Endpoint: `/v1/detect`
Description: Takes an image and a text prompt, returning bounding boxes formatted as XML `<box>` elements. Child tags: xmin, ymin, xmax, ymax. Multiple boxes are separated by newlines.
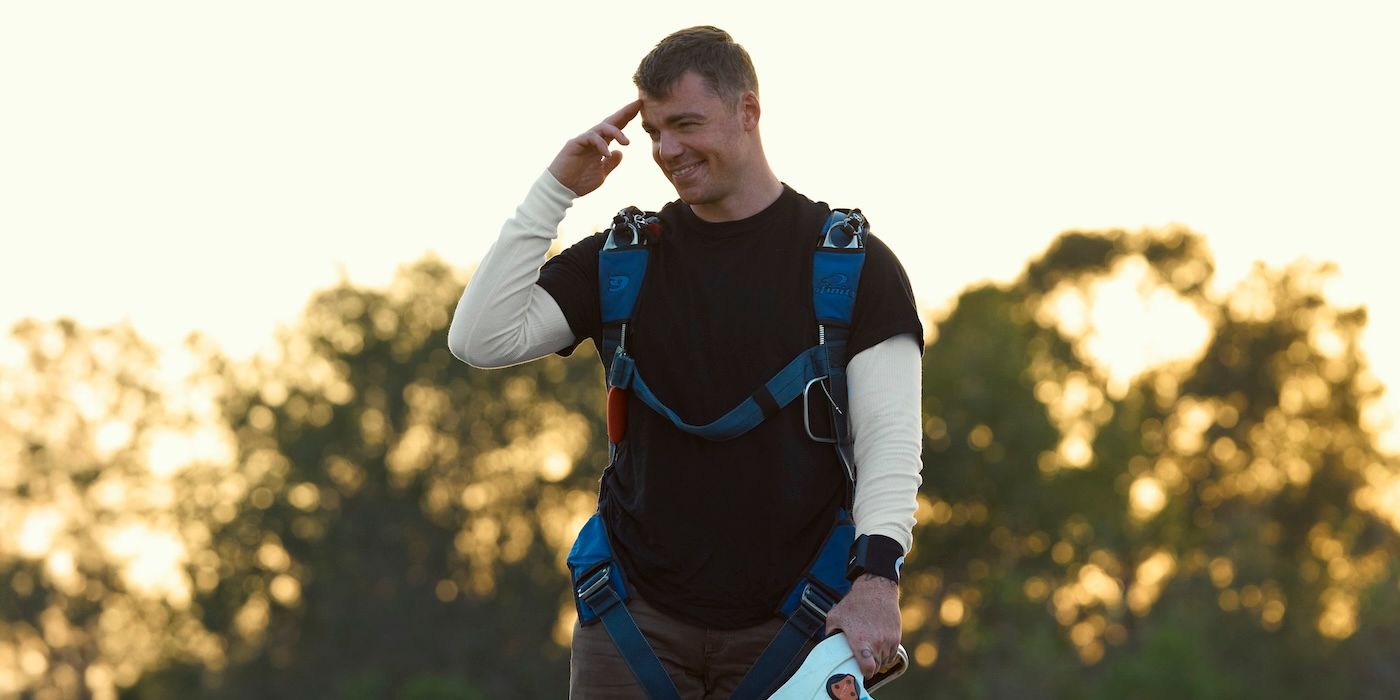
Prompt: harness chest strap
<box><xmin>597</xmin><ymin>208</ymin><xmax>867</xmax><ymax>450</ymax></box>
<box><xmin>604</xmin><ymin>342</ymin><xmax>844</xmax><ymax>441</ymax></box>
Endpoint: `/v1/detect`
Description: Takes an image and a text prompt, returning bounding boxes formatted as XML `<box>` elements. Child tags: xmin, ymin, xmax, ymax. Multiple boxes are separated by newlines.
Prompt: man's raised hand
<box><xmin>548</xmin><ymin>100</ymin><xmax>642</xmax><ymax>197</ymax></box>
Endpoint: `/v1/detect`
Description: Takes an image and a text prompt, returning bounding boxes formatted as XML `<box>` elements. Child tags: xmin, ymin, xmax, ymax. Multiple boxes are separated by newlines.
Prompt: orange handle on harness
<box><xmin>607</xmin><ymin>386</ymin><xmax>628</xmax><ymax>444</ymax></box>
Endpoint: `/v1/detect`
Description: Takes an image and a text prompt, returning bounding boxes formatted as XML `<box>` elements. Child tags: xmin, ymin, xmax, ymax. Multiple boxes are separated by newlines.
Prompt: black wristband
<box><xmin>846</xmin><ymin>534</ymin><xmax>904</xmax><ymax>584</ymax></box>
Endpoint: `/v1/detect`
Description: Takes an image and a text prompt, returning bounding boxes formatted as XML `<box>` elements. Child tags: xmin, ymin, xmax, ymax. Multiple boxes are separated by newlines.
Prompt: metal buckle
<box><xmin>821</xmin><ymin>210</ymin><xmax>867</xmax><ymax>249</ymax></box>
<box><xmin>799</xmin><ymin>583</ymin><xmax>835</xmax><ymax>620</ymax></box>
<box><xmin>803</xmin><ymin>376</ymin><xmax>838</xmax><ymax>444</ymax></box>
<box><xmin>576</xmin><ymin>566</ymin><xmax>611</xmax><ymax>602</ymax></box>
<box><xmin>603</xmin><ymin>207</ymin><xmax>659</xmax><ymax>250</ymax></box>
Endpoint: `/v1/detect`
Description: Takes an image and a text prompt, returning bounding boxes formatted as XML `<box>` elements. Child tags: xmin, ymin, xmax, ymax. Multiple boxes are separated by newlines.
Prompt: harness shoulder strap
<box><xmin>598</xmin><ymin>206</ymin><xmax>659</xmax><ymax>370</ymax></box>
<box><xmin>598</xmin><ymin>207</ymin><xmax>660</xmax><ymax>449</ymax></box>
<box><xmin>810</xmin><ymin>208</ymin><xmax>869</xmax><ymax>494</ymax></box>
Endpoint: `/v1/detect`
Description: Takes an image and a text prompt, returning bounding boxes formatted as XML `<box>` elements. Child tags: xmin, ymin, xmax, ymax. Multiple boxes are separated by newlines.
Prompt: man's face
<box><xmin>639</xmin><ymin>71</ymin><xmax>755</xmax><ymax>212</ymax></box>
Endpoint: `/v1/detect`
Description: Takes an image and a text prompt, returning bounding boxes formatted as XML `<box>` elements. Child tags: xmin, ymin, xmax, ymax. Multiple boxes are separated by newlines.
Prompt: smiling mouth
<box><xmin>670</xmin><ymin>161</ymin><xmax>703</xmax><ymax>179</ymax></box>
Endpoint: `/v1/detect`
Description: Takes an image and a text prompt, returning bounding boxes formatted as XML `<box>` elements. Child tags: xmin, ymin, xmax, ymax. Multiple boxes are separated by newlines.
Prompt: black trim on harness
<box><xmin>752</xmin><ymin>385</ymin><xmax>781</xmax><ymax>420</ymax></box>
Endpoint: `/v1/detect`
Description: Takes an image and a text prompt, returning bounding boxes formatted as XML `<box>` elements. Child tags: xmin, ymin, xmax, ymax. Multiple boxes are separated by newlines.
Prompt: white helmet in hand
<box><xmin>768</xmin><ymin>633</ymin><xmax>908</xmax><ymax>699</ymax></box>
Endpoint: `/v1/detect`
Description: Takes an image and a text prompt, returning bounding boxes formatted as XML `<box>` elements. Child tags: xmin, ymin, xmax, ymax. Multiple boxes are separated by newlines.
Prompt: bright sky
<box><xmin>2</xmin><ymin>1</ymin><xmax>1397</xmax><ymax>448</ymax></box>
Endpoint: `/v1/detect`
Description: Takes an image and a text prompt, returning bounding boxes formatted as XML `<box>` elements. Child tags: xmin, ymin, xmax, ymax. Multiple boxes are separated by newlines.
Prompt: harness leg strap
<box><xmin>730</xmin><ymin>583</ymin><xmax>837</xmax><ymax>700</ymax></box>
<box><xmin>576</xmin><ymin>567</ymin><xmax>682</xmax><ymax>700</ymax></box>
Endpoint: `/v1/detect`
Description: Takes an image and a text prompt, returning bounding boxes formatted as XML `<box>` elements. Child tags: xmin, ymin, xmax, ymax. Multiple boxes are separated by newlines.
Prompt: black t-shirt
<box><xmin>538</xmin><ymin>185</ymin><xmax>923</xmax><ymax>629</ymax></box>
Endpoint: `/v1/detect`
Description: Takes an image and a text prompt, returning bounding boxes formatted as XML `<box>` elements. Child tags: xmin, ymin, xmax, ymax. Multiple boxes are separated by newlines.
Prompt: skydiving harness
<box><xmin>566</xmin><ymin>206</ymin><xmax>870</xmax><ymax>700</ymax></box>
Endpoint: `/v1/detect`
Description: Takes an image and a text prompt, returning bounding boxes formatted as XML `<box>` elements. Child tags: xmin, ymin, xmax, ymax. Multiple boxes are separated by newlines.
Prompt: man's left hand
<box><xmin>824</xmin><ymin>574</ymin><xmax>901</xmax><ymax>679</ymax></box>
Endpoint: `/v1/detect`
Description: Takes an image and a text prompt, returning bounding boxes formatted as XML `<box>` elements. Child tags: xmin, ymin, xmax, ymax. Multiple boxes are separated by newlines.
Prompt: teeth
<box><xmin>673</xmin><ymin>162</ymin><xmax>701</xmax><ymax>177</ymax></box>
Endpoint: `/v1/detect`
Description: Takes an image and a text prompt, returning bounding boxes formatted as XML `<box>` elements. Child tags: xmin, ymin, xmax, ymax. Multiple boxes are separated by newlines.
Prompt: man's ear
<box><xmin>740</xmin><ymin>91</ymin><xmax>761</xmax><ymax>131</ymax></box>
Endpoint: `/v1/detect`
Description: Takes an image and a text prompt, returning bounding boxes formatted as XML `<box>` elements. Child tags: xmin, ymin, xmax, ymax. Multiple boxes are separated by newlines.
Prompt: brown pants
<box><xmin>569</xmin><ymin>592</ymin><xmax>812</xmax><ymax>699</ymax></box>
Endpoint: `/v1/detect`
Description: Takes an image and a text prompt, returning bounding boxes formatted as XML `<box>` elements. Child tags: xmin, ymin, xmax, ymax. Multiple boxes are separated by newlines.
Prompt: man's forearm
<box><xmin>847</xmin><ymin>334</ymin><xmax>924</xmax><ymax>554</ymax></box>
<box><xmin>447</xmin><ymin>170</ymin><xmax>578</xmax><ymax>368</ymax></box>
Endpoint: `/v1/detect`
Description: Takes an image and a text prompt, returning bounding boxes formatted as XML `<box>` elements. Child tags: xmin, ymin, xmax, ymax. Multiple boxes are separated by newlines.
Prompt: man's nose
<box><xmin>657</xmin><ymin>131</ymin><xmax>684</xmax><ymax>161</ymax></box>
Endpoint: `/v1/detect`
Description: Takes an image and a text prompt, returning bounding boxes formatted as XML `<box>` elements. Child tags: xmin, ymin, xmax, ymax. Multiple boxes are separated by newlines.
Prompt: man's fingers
<box><xmin>856</xmin><ymin>645</ymin><xmax>879</xmax><ymax>677</ymax></box>
<box><xmin>604</xmin><ymin>99</ymin><xmax>643</xmax><ymax>129</ymax></box>
<box><xmin>847</xmin><ymin>634</ymin><xmax>898</xmax><ymax>678</ymax></box>
<box><xmin>587</xmin><ymin>132</ymin><xmax>612</xmax><ymax>157</ymax></box>
<box><xmin>571</xmin><ymin>124</ymin><xmax>628</xmax><ymax>156</ymax></box>
<box><xmin>551</xmin><ymin>105</ymin><xmax>637</xmax><ymax>196</ymax></box>
<box><xmin>601</xmin><ymin>150</ymin><xmax>623</xmax><ymax>175</ymax></box>
<box><xmin>597</xmin><ymin>123</ymin><xmax>630</xmax><ymax>146</ymax></box>
<box><xmin>876</xmin><ymin>647</ymin><xmax>897</xmax><ymax>671</ymax></box>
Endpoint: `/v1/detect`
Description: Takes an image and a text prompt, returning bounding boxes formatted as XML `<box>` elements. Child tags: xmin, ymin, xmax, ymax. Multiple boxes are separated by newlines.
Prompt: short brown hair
<box><xmin>633</xmin><ymin>26</ymin><xmax>758</xmax><ymax>105</ymax></box>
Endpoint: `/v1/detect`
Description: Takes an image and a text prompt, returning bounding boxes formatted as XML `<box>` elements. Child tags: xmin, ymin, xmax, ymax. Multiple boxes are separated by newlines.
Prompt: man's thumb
<box><xmin>601</xmin><ymin>150</ymin><xmax>623</xmax><ymax>175</ymax></box>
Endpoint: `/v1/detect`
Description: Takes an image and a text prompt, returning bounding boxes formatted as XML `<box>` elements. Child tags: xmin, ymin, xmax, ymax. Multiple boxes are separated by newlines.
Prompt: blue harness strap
<box><xmin>731</xmin><ymin>585</ymin><xmax>836</xmax><ymax>700</ymax></box>
<box><xmin>599</xmin><ymin>209</ymin><xmax>867</xmax><ymax>451</ymax></box>
<box><xmin>576</xmin><ymin>565</ymin><xmax>682</xmax><ymax>699</ymax></box>
<box><xmin>598</xmin><ymin>207</ymin><xmax>658</xmax><ymax>372</ymax></box>
<box><xmin>731</xmin><ymin>512</ymin><xmax>856</xmax><ymax>700</ymax></box>
<box><xmin>606</xmin><ymin>342</ymin><xmax>844</xmax><ymax>441</ymax></box>
<box><xmin>809</xmin><ymin>209</ymin><xmax>868</xmax><ymax>485</ymax></box>
<box><xmin>568</xmin><ymin>514</ymin><xmax>682</xmax><ymax>698</ymax></box>
<box><xmin>579</xmin><ymin>206</ymin><xmax>869</xmax><ymax>700</ymax></box>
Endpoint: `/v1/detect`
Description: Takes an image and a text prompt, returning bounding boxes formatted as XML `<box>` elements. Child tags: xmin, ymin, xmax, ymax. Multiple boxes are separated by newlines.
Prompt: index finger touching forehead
<box><xmin>606</xmin><ymin>99</ymin><xmax>642</xmax><ymax>127</ymax></box>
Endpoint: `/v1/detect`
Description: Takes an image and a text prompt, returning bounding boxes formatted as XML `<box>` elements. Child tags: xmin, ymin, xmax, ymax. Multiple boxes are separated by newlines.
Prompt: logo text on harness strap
<box><xmin>817</xmin><ymin>273</ymin><xmax>853</xmax><ymax>297</ymax></box>
<box><xmin>608</xmin><ymin>275</ymin><xmax>630</xmax><ymax>293</ymax></box>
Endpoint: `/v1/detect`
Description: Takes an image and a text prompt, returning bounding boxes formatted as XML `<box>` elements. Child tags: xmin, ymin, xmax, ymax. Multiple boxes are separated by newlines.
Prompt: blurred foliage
<box><xmin>2</xmin><ymin>230</ymin><xmax>1398</xmax><ymax>698</ymax></box>
<box><xmin>161</xmin><ymin>256</ymin><xmax>608</xmax><ymax>698</ymax></box>
<box><xmin>0</xmin><ymin>320</ymin><xmax>231</xmax><ymax>698</ymax></box>
<box><xmin>893</xmin><ymin>227</ymin><xmax>1400</xmax><ymax>699</ymax></box>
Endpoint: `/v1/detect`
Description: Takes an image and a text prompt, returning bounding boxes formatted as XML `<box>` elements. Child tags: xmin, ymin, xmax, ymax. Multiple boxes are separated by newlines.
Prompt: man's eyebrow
<box><xmin>664</xmin><ymin>112</ymin><xmax>706</xmax><ymax>125</ymax></box>
<box><xmin>640</xmin><ymin>112</ymin><xmax>707</xmax><ymax>131</ymax></box>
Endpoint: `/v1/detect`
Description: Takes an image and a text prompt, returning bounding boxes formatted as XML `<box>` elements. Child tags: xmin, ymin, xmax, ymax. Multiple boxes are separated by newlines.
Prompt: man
<box><xmin>448</xmin><ymin>26</ymin><xmax>923</xmax><ymax>698</ymax></box>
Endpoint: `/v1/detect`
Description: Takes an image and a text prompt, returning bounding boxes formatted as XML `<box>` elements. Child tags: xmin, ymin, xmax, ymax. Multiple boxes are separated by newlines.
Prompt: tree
<box><xmin>889</xmin><ymin>227</ymin><xmax>1400</xmax><ymax>699</ymax></box>
<box><xmin>0</xmin><ymin>320</ymin><xmax>229</xmax><ymax>699</ymax></box>
<box><xmin>170</xmin><ymin>257</ymin><xmax>610</xmax><ymax>698</ymax></box>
